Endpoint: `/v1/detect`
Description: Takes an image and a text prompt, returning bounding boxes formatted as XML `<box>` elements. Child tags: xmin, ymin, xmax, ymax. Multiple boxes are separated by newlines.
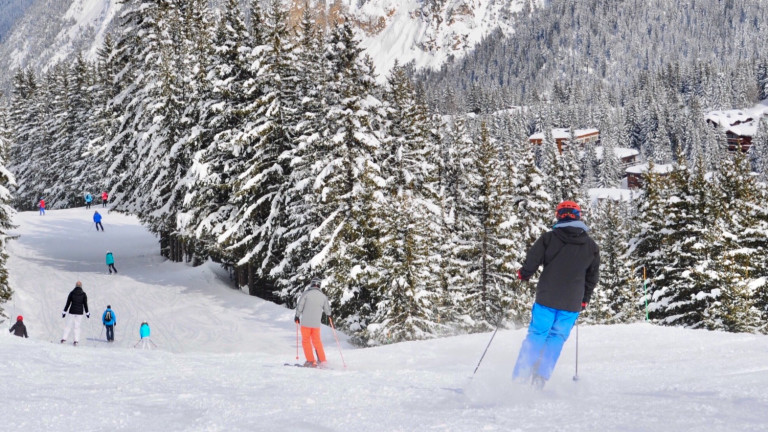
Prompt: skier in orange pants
<box><xmin>294</xmin><ymin>277</ymin><xmax>332</xmax><ymax>367</ymax></box>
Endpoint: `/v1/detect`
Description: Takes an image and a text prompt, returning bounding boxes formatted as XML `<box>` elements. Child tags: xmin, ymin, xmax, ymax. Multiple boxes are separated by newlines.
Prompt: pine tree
<box><xmin>451</xmin><ymin>122</ymin><xmax>517</xmax><ymax>331</ymax></box>
<box><xmin>302</xmin><ymin>21</ymin><xmax>386</xmax><ymax>341</ymax></box>
<box><xmin>588</xmin><ymin>198</ymin><xmax>642</xmax><ymax>324</ymax></box>
<box><xmin>0</xmin><ymin>104</ymin><xmax>17</xmax><ymax>319</ymax></box>
<box><xmin>365</xmin><ymin>62</ymin><xmax>444</xmax><ymax>344</ymax></box>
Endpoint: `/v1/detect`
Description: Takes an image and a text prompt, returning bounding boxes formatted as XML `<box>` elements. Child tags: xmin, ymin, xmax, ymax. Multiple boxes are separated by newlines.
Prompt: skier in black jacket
<box><xmin>9</xmin><ymin>315</ymin><xmax>28</xmax><ymax>338</ymax></box>
<box><xmin>513</xmin><ymin>200</ymin><xmax>600</xmax><ymax>389</ymax></box>
<box><xmin>61</xmin><ymin>281</ymin><xmax>90</xmax><ymax>346</ymax></box>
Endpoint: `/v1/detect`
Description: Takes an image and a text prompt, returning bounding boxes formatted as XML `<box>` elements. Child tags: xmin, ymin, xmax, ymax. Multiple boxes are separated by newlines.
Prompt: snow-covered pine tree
<box><xmin>132</xmin><ymin>0</ymin><xmax>198</xmax><ymax>259</ymax></box>
<box><xmin>703</xmin><ymin>151</ymin><xmax>762</xmax><ymax>332</ymax></box>
<box><xmin>220</xmin><ymin>0</ymin><xmax>299</xmax><ymax>292</ymax></box>
<box><xmin>628</xmin><ymin>160</ymin><xmax>672</xmax><ymax>322</ymax></box>
<box><xmin>365</xmin><ymin>61</ymin><xmax>443</xmax><ymax>344</ymax></box>
<box><xmin>273</xmin><ymin>4</ymin><xmax>327</xmax><ymax>301</ymax></box>
<box><xmin>599</xmin><ymin>122</ymin><xmax>623</xmax><ymax>188</ymax></box>
<box><xmin>649</xmin><ymin>155</ymin><xmax>720</xmax><ymax>328</ymax></box>
<box><xmin>587</xmin><ymin>198</ymin><xmax>642</xmax><ymax>324</ymax></box>
<box><xmin>8</xmin><ymin>68</ymin><xmax>41</xmax><ymax>209</ymax></box>
<box><xmin>178</xmin><ymin>0</ymin><xmax>252</xmax><ymax>268</ymax></box>
<box><xmin>505</xmin><ymin>141</ymin><xmax>550</xmax><ymax>325</ymax></box>
<box><xmin>451</xmin><ymin>121</ymin><xmax>517</xmax><ymax>331</ymax></box>
<box><xmin>0</xmin><ymin>104</ymin><xmax>16</xmax><ymax>319</ymax></box>
<box><xmin>303</xmin><ymin>21</ymin><xmax>386</xmax><ymax>340</ymax></box>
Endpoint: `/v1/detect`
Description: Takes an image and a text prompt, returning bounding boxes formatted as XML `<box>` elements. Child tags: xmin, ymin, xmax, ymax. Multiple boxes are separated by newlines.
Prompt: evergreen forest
<box><xmin>2</xmin><ymin>0</ymin><xmax>768</xmax><ymax>342</ymax></box>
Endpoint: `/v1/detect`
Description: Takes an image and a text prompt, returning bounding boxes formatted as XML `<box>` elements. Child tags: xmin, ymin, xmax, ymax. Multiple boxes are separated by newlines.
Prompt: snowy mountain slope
<box><xmin>2</xmin><ymin>208</ymin><xmax>768</xmax><ymax>431</ymax></box>
<box><xmin>349</xmin><ymin>0</ymin><xmax>531</xmax><ymax>77</ymax></box>
<box><xmin>0</xmin><ymin>0</ymin><xmax>535</xmax><ymax>93</ymax></box>
<box><xmin>0</xmin><ymin>0</ymin><xmax>120</xmax><ymax>94</ymax></box>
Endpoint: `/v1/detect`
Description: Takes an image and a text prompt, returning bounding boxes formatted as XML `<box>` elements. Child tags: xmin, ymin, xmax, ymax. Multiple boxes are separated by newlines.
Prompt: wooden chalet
<box><xmin>529</xmin><ymin>128</ymin><xmax>600</xmax><ymax>153</ymax></box>
<box><xmin>625</xmin><ymin>163</ymin><xmax>675</xmax><ymax>189</ymax></box>
<box><xmin>705</xmin><ymin>107</ymin><xmax>768</xmax><ymax>152</ymax></box>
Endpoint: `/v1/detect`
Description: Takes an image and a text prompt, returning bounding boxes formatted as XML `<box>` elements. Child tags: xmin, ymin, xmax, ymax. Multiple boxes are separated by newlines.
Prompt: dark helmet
<box><xmin>107</xmin><ymin>305</ymin><xmax>111</xmax><ymax>309</ymax></box>
<box><xmin>556</xmin><ymin>200</ymin><xmax>582</xmax><ymax>221</ymax></box>
<box><xmin>310</xmin><ymin>277</ymin><xmax>322</xmax><ymax>289</ymax></box>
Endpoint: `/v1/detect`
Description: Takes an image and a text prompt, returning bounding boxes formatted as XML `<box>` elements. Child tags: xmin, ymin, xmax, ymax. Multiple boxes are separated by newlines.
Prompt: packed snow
<box><xmin>2</xmin><ymin>208</ymin><xmax>767</xmax><ymax>431</ymax></box>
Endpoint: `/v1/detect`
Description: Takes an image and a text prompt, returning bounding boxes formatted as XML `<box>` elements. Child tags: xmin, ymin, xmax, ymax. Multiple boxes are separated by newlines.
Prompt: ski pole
<box><xmin>328</xmin><ymin>317</ymin><xmax>347</xmax><ymax>368</ymax></box>
<box><xmin>295</xmin><ymin>322</ymin><xmax>300</xmax><ymax>361</ymax></box>
<box><xmin>471</xmin><ymin>326</ymin><xmax>499</xmax><ymax>378</ymax></box>
<box><xmin>573</xmin><ymin>320</ymin><xmax>579</xmax><ymax>381</ymax></box>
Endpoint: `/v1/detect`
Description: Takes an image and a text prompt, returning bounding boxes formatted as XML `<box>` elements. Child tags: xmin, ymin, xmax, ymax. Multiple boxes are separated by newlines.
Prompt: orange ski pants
<box><xmin>301</xmin><ymin>326</ymin><xmax>326</xmax><ymax>363</ymax></box>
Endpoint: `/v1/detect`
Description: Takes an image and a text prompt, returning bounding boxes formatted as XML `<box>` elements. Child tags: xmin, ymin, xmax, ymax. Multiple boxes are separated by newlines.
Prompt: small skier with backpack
<box><xmin>294</xmin><ymin>277</ymin><xmax>332</xmax><ymax>368</ymax></box>
<box><xmin>106</xmin><ymin>251</ymin><xmax>117</xmax><ymax>274</ymax></box>
<box><xmin>9</xmin><ymin>315</ymin><xmax>28</xmax><ymax>338</ymax></box>
<box><xmin>84</xmin><ymin>192</ymin><xmax>93</xmax><ymax>209</ymax></box>
<box><xmin>102</xmin><ymin>305</ymin><xmax>116</xmax><ymax>342</ymax></box>
<box><xmin>38</xmin><ymin>198</ymin><xmax>45</xmax><ymax>215</ymax></box>
<box><xmin>101</xmin><ymin>191</ymin><xmax>108</xmax><ymax>208</ymax></box>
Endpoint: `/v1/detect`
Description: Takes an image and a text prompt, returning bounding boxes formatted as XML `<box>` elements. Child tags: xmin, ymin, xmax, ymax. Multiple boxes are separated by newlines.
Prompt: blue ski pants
<box><xmin>512</xmin><ymin>303</ymin><xmax>579</xmax><ymax>381</ymax></box>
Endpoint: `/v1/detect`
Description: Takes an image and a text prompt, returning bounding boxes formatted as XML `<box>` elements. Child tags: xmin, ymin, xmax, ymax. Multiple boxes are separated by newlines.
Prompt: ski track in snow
<box><xmin>1</xmin><ymin>208</ymin><xmax>768</xmax><ymax>431</ymax></box>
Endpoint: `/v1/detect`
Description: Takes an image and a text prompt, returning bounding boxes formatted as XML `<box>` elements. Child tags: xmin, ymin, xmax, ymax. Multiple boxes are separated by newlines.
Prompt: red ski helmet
<box><xmin>16</xmin><ymin>315</ymin><xmax>22</xmax><ymax>321</ymax></box>
<box><xmin>556</xmin><ymin>201</ymin><xmax>582</xmax><ymax>221</ymax></box>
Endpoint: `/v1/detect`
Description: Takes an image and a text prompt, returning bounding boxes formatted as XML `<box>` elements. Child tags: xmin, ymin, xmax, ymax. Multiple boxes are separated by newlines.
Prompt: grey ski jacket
<box><xmin>295</xmin><ymin>287</ymin><xmax>331</xmax><ymax>328</ymax></box>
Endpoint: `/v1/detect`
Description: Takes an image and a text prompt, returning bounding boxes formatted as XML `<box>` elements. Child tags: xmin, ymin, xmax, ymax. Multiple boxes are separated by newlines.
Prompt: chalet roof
<box><xmin>528</xmin><ymin>128</ymin><xmax>599</xmax><ymax>141</ymax></box>
<box><xmin>706</xmin><ymin>102</ymin><xmax>768</xmax><ymax>137</ymax></box>
<box><xmin>592</xmin><ymin>146</ymin><xmax>639</xmax><ymax>160</ymax></box>
<box><xmin>625</xmin><ymin>163</ymin><xmax>675</xmax><ymax>175</ymax></box>
<box><xmin>588</xmin><ymin>187</ymin><xmax>641</xmax><ymax>204</ymax></box>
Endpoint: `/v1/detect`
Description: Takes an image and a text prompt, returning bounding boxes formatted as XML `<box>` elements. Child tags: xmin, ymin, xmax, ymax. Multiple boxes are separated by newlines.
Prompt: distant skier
<box><xmin>84</xmin><ymin>192</ymin><xmax>93</xmax><ymax>209</ymax></box>
<box><xmin>38</xmin><ymin>198</ymin><xmax>45</xmax><ymax>215</ymax></box>
<box><xmin>101</xmin><ymin>191</ymin><xmax>108</xmax><ymax>208</ymax></box>
<box><xmin>136</xmin><ymin>321</ymin><xmax>155</xmax><ymax>349</ymax></box>
<box><xmin>93</xmin><ymin>211</ymin><xmax>104</xmax><ymax>231</ymax></box>
<box><xmin>106</xmin><ymin>251</ymin><xmax>118</xmax><ymax>274</ymax></box>
<box><xmin>513</xmin><ymin>200</ymin><xmax>600</xmax><ymax>389</ymax></box>
<box><xmin>61</xmin><ymin>281</ymin><xmax>90</xmax><ymax>346</ymax></box>
<box><xmin>294</xmin><ymin>277</ymin><xmax>332</xmax><ymax>368</ymax></box>
<box><xmin>102</xmin><ymin>305</ymin><xmax>116</xmax><ymax>342</ymax></box>
<box><xmin>9</xmin><ymin>315</ymin><xmax>28</xmax><ymax>338</ymax></box>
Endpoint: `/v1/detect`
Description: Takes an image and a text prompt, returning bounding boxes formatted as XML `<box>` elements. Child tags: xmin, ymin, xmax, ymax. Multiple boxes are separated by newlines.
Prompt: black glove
<box><xmin>517</xmin><ymin>269</ymin><xmax>529</xmax><ymax>281</ymax></box>
<box><xmin>581</xmin><ymin>302</ymin><xmax>587</xmax><ymax>311</ymax></box>
<box><xmin>62</xmin><ymin>311</ymin><xmax>66</xmax><ymax>318</ymax></box>
<box><xmin>86</xmin><ymin>313</ymin><xmax>90</xmax><ymax>319</ymax></box>
<box><xmin>294</xmin><ymin>316</ymin><xmax>300</xmax><ymax>324</ymax></box>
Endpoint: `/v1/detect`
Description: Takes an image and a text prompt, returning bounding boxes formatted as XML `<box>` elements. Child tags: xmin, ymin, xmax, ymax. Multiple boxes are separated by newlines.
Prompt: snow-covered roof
<box><xmin>592</xmin><ymin>146</ymin><xmax>639</xmax><ymax>160</ymax></box>
<box><xmin>625</xmin><ymin>163</ymin><xmax>675</xmax><ymax>175</ymax></box>
<box><xmin>588</xmin><ymin>187</ymin><xmax>641</xmax><ymax>204</ymax></box>
<box><xmin>528</xmin><ymin>128</ymin><xmax>599</xmax><ymax>141</ymax></box>
<box><xmin>705</xmin><ymin>101</ymin><xmax>768</xmax><ymax>137</ymax></box>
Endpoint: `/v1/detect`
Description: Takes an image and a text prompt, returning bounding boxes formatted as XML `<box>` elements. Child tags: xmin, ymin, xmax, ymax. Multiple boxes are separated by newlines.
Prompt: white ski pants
<box><xmin>62</xmin><ymin>314</ymin><xmax>84</xmax><ymax>342</ymax></box>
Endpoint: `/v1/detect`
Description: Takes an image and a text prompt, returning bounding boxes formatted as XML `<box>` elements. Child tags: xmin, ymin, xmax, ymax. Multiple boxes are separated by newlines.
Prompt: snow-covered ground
<box><xmin>2</xmin><ymin>208</ymin><xmax>768</xmax><ymax>431</ymax></box>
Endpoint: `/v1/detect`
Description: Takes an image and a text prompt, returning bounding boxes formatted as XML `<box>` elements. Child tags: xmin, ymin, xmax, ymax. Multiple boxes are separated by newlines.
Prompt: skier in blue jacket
<box><xmin>84</xmin><ymin>192</ymin><xmax>93</xmax><ymax>209</ymax></box>
<box><xmin>102</xmin><ymin>305</ymin><xmax>116</xmax><ymax>342</ymax></box>
<box><xmin>93</xmin><ymin>211</ymin><xmax>103</xmax><ymax>231</ymax></box>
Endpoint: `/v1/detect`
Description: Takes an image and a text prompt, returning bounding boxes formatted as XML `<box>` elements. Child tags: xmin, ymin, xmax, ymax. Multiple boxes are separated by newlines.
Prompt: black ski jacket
<box><xmin>519</xmin><ymin>225</ymin><xmax>600</xmax><ymax>312</ymax></box>
<box><xmin>63</xmin><ymin>287</ymin><xmax>89</xmax><ymax>315</ymax></box>
<box><xmin>9</xmin><ymin>321</ymin><xmax>28</xmax><ymax>338</ymax></box>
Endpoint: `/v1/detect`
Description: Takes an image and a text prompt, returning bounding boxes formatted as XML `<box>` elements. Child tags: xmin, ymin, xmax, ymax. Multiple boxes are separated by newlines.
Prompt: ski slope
<box><xmin>2</xmin><ymin>208</ymin><xmax>768</xmax><ymax>431</ymax></box>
